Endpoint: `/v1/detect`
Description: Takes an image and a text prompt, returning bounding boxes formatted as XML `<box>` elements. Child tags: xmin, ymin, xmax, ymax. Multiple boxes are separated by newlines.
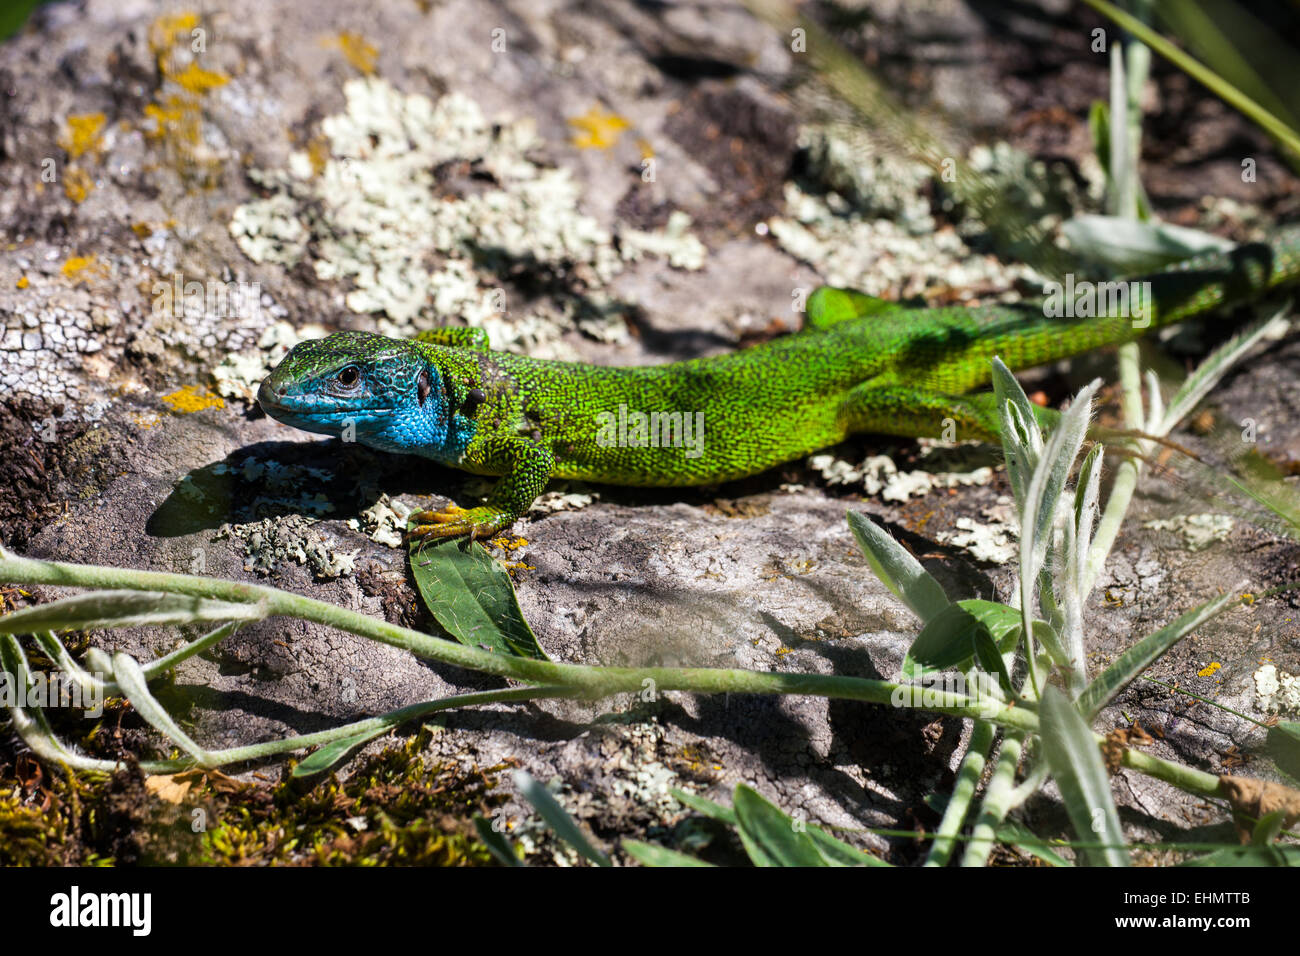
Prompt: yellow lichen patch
<box><xmin>15</xmin><ymin>276</ymin><xmax>28</xmax><ymax>289</ymax></box>
<box><xmin>59</xmin><ymin>113</ymin><xmax>106</xmax><ymax>160</ymax></box>
<box><xmin>143</xmin><ymin>96</ymin><xmax>195</xmax><ymax>142</ymax></box>
<box><xmin>307</xmin><ymin>135</ymin><xmax>331</xmax><ymax>176</ymax></box>
<box><xmin>328</xmin><ymin>32</ymin><xmax>378</xmax><ymax>75</ymax></box>
<box><xmin>60</xmin><ymin>255</ymin><xmax>106</xmax><ymax>283</ymax></box>
<box><xmin>637</xmin><ymin>137</ymin><xmax>655</xmax><ymax>160</ymax></box>
<box><xmin>161</xmin><ymin>385</ymin><xmax>225</xmax><ymax>414</ymax></box>
<box><xmin>1198</xmin><ymin>661</ymin><xmax>1222</xmax><ymax>678</ymax></box>
<box><xmin>131</xmin><ymin>222</ymin><xmax>154</xmax><ymax>238</ymax></box>
<box><xmin>62</xmin><ymin>166</ymin><xmax>94</xmax><ymax>204</ymax></box>
<box><xmin>143</xmin><ymin>11</ymin><xmax>228</xmax><ymax>183</ymax></box>
<box><xmin>148</xmin><ymin>11</ymin><xmax>201</xmax><ymax>75</ymax></box>
<box><xmin>568</xmin><ymin>106</ymin><xmax>630</xmax><ymax>149</ymax></box>
<box><xmin>171</xmin><ymin>61</ymin><xmax>229</xmax><ymax>94</ymax></box>
<box><xmin>131</xmin><ymin>412</ymin><xmax>162</xmax><ymax>429</ymax></box>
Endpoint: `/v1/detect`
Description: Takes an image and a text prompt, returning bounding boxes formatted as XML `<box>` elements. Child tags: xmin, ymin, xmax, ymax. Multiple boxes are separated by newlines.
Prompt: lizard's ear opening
<box><xmin>417</xmin><ymin>367</ymin><xmax>432</xmax><ymax>406</ymax></box>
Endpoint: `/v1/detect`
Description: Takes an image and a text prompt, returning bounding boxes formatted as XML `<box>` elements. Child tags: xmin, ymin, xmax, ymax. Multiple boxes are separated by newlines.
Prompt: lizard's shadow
<box><xmin>145</xmin><ymin>439</ymin><xmax>468</xmax><ymax>537</ymax></box>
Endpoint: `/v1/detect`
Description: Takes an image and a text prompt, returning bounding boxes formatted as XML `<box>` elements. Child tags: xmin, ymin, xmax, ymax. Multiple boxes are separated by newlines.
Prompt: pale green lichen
<box><xmin>619</xmin><ymin>211</ymin><xmax>707</xmax><ymax>270</ymax></box>
<box><xmin>1254</xmin><ymin>663</ymin><xmax>1300</xmax><ymax>716</ymax></box>
<box><xmin>940</xmin><ymin>498</ymin><xmax>1019</xmax><ymax>565</ymax></box>
<box><xmin>808</xmin><ymin>448</ymin><xmax>993</xmax><ymax>503</ymax></box>
<box><xmin>770</xmin><ymin>130</ymin><xmax>1077</xmax><ymax>299</ymax></box>
<box><xmin>1143</xmin><ymin>513</ymin><xmax>1235</xmax><ymax>552</ymax></box>
<box><xmin>230</xmin><ymin>78</ymin><xmax>706</xmax><ymax>357</ymax></box>
<box><xmin>217</xmin><ymin>514</ymin><xmax>358</xmax><ymax>579</ymax></box>
<box><xmin>528</xmin><ymin>484</ymin><xmax>597</xmax><ymax>516</ymax></box>
<box><xmin>347</xmin><ymin>494</ymin><xmax>412</xmax><ymax>549</ymax></box>
<box><xmin>797</xmin><ymin>122</ymin><xmax>936</xmax><ymax>235</ymax></box>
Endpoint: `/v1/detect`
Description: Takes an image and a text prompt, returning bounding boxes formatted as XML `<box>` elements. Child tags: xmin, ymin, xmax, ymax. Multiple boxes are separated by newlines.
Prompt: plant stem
<box><xmin>925</xmin><ymin>719</ymin><xmax>994</xmax><ymax>867</ymax></box>
<box><xmin>963</xmin><ymin>731</ymin><xmax>1024</xmax><ymax>865</ymax></box>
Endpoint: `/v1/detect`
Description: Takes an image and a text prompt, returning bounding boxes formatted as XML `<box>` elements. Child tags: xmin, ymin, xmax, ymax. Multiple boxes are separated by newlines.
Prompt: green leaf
<box><xmin>847</xmin><ymin>510</ymin><xmax>950</xmax><ymax>624</ymax></box>
<box><xmin>995</xmin><ymin>820</ymin><xmax>1074</xmax><ymax>868</ymax></box>
<box><xmin>805</xmin><ymin>825</ymin><xmax>891</xmax><ymax>867</ymax></box>
<box><xmin>1077</xmin><ymin>592</ymin><xmax>1239</xmax><ymax>719</ymax></box>
<box><xmin>1089</xmin><ymin>100</ymin><xmax>1111</xmax><ymax>178</ymax></box>
<box><xmin>1062</xmin><ymin>214</ymin><xmax>1232</xmax><ymax>273</ymax></box>
<box><xmin>474</xmin><ymin>816</ymin><xmax>525</xmax><ymax>867</ymax></box>
<box><xmin>1180</xmin><ymin>845</ymin><xmax>1300</xmax><ymax>867</ymax></box>
<box><xmin>991</xmin><ymin>358</ymin><xmax>1044</xmax><ymax>504</ymax></box>
<box><xmin>671</xmin><ymin>786</ymin><xmax>736</xmax><ymax>825</ymax></box>
<box><xmin>1022</xmin><ymin>381</ymin><xmax>1096</xmax><ymax>573</ymax></box>
<box><xmin>1266</xmin><ymin>722</ymin><xmax>1300</xmax><ymax>784</ymax></box>
<box><xmin>0</xmin><ymin>591</ymin><xmax>264</xmax><ymax>633</ymax></box>
<box><xmin>1079</xmin><ymin>0</ymin><xmax>1300</xmax><ymax>161</ymax></box>
<box><xmin>1039</xmin><ymin>685</ymin><xmax>1129</xmax><ymax>867</ymax></box>
<box><xmin>408</xmin><ymin>534</ymin><xmax>548</xmax><ymax>660</ymax></box>
<box><xmin>622</xmin><ymin>840</ymin><xmax>715</xmax><ymax>867</ymax></box>
<box><xmin>292</xmin><ymin>728</ymin><xmax>388</xmax><ymax>777</ymax></box>
<box><xmin>903</xmin><ymin>599</ymin><xmax>1021</xmax><ymax>682</ymax></box>
<box><xmin>514</xmin><ymin>770</ymin><xmax>610</xmax><ymax>867</ymax></box>
<box><xmin>1160</xmin><ymin>304</ymin><xmax>1291</xmax><ymax>435</ymax></box>
<box><xmin>111</xmin><ymin>652</ymin><xmax>212</xmax><ymax>765</ymax></box>
<box><xmin>732</xmin><ymin>784</ymin><xmax>828</xmax><ymax>867</ymax></box>
<box><xmin>1252</xmin><ymin>810</ymin><xmax>1286</xmax><ymax>846</ymax></box>
<box><xmin>972</xmin><ymin>626</ymin><xmax>1014</xmax><ymax>696</ymax></box>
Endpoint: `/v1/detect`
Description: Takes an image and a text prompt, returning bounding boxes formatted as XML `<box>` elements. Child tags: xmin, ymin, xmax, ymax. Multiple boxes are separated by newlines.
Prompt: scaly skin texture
<box><xmin>258</xmin><ymin>229</ymin><xmax>1300</xmax><ymax>539</ymax></box>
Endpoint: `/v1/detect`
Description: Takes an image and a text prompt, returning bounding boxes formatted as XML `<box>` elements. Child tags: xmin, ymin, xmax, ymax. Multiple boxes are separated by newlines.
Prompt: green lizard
<box><xmin>257</xmin><ymin>229</ymin><xmax>1300</xmax><ymax>541</ymax></box>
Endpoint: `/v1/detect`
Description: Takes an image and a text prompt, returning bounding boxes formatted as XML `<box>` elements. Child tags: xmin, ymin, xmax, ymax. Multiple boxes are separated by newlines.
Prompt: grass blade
<box><xmin>1081</xmin><ymin>0</ymin><xmax>1300</xmax><ymax>159</ymax></box>
<box><xmin>732</xmin><ymin>784</ymin><xmax>828</xmax><ymax>867</ymax></box>
<box><xmin>514</xmin><ymin>770</ymin><xmax>610</xmax><ymax>867</ymax></box>
<box><xmin>474</xmin><ymin>816</ymin><xmax>525</xmax><ymax>867</ymax></box>
<box><xmin>0</xmin><ymin>591</ymin><xmax>264</xmax><ymax>633</ymax></box>
<box><xmin>1040</xmin><ymin>686</ymin><xmax>1129</xmax><ymax>867</ymax></box>
<box><xmin>847</xmin><ymin>510</ymin><xmax>950</xmax><ymax>624</ymax></box>
<box><xmin>622</xmin><ymin>840</ymin><xmax>715</xmax><ymax>867</ymax></box>
<box><xmin>1077</xmin><ymin>591</ymin><xmax>1240</xmax><ymax>718</ymax></box>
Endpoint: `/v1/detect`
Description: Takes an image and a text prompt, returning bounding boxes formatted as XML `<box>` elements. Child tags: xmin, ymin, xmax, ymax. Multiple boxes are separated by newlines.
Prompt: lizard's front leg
<box><xmin>410</xmin><ymin>436</ymin><xmax>555</xmax><ymax>542</ymax></box>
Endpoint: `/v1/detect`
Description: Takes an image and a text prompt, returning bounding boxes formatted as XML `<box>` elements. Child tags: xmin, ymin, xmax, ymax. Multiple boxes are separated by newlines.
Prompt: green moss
<box><xmin>0</xmin><ymin>728</ymin><xmax>508</xmax><ymax>866</ymax></box>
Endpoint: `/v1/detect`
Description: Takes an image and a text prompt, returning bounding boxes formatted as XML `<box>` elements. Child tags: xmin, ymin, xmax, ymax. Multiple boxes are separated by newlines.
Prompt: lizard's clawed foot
<box><xmin>409</xmin><ymin>504</ymin><xmax>513</xmax><ymax>545</ymax></box>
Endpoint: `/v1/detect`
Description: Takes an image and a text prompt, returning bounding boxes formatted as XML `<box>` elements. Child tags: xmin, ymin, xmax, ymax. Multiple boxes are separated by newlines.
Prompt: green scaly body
<box><xmin>257</xmin><ymin>229</ymin><xmax>1300</xmax><ymax>538</ymax></box>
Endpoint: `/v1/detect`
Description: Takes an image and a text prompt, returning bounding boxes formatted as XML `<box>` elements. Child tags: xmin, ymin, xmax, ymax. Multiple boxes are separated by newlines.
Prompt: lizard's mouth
<box><xmin>256</xmin><ymin>378</ymin><xmax>391</xmax><ymax>428</ymax></box>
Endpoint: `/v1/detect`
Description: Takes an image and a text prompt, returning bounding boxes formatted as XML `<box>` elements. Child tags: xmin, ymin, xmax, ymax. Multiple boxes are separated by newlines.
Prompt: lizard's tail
<box><xmin>1128</xmin><ymin>225</ymin><xmax>1300</xmax><ymax>329</ymax></box>
<box><xmin>921</xmin><ymin>225</ymin><xmax>1300</xmax><ymax>395</ymax></box>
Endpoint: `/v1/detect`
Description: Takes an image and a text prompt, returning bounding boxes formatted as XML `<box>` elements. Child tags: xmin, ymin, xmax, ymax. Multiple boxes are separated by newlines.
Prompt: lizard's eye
<box><xmin>336</xmin><ymin>366</ymin><xmax>361</xmax><ymax>388</ymax></box>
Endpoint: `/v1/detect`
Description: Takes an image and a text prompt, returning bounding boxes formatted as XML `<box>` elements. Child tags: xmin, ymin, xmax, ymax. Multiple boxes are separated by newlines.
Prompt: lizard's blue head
<box><xmin>258</xmin><ymin>331</ymin><xmax>465</xmax><ymax>458</ymax></box>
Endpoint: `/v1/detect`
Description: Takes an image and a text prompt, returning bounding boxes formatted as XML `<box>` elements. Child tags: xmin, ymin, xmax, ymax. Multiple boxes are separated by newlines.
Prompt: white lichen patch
<box><xmin>619</xmin><ymin>210</ymin><xmax>707</xmax><ymax>270</ymax></box>
<box><xmin>529</xmin><ymin>483</ymin><xmax>597</xmax><ymax>516</ymax></box>
<box><xmin>216</xmin><ymin>514</ymin><xmax>358</xmax><ymax>579</ymax></box>
<box><xmin>797</xmin><ymin>123</ymin><xmax>936</xmax><ymax>235</ymax></box>
<box><xmin>769</xmin><ymin>131</ymin><xmax>1055</xmax><ymax>300</ymax></box>
<box><xmin>940</xmin><ymin>497</ymin><xmax>1019</xmax><ymax>565</ymax></box>
<box><xmin>230</xmin><ymin>77</ymin><xmax>704</xmax><ymax>353</ymax></box>
<box><xmin>347</xmin><ymin>494</ymin><xmax>412</xmax><ymax>549</ymax></box>
<box><xmin>808</xmin><ymin>451</ymin><xmax>993</xmax><ymax>503</ymax></box>
<box><xmin>1143</xmin><ymin>513</ymin><xmax>1235</xmax><ymax>552</ymax></box>
<box><xmin>1254</xmin><ymin>663</ymin><xmax>1300</xmax><ymax>716</ymax></box>
<box><xmin>770</xmin><ymin>181</ymin><xmax>1041</xmax><ymax>298</ymax></box>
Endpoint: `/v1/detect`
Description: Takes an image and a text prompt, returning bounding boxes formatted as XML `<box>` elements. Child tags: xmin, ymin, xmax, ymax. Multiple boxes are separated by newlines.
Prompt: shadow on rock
<box><xmin>146</xmin><ymin>439</ymin><xmax>467</xmax><ymax>537</ymax></box>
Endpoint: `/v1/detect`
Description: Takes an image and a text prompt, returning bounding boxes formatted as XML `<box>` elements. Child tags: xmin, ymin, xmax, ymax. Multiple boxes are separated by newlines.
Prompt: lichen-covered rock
<box><xmin>3</xmin><ymin>0</ymin><xmax>1300</xmax><ymax>864</ymax></box>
